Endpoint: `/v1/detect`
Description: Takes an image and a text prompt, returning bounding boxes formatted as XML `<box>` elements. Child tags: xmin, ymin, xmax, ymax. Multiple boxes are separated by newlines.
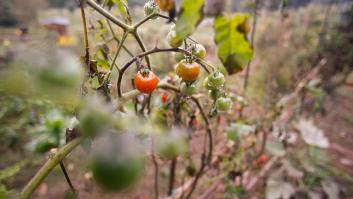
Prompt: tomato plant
<box><xmin>11</xmin><ymin>0</ymin><xmax>349</xmax><ymax>199</ymax></box>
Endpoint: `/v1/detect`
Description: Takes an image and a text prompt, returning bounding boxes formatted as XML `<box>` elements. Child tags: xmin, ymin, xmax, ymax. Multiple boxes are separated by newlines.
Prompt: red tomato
<box><xmin>258</xmin><ymin>154</ymin><xmax>268</xmax><ymax>164</ymax></box>
<box><xmin>134</xmin><ymin>70</ymin><xmax>159</xmax><ymax>93</ymax></box>
<box><xmin>161</xmin><ymin>93</ymin><xmax>168</xmax><ymax>104</ymax></box>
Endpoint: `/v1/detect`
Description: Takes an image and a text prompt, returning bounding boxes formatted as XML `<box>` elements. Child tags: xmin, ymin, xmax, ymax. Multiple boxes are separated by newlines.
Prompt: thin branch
<box><xmin>245</xmin><ymin>156</ymin><xmax>281</xmax><ymax>192</ymax></box>
<box><xmin>134</xmin><ymin>13</ymin><xmax>159</xmax><ymax>29</ymax></box>
<box><xmin>151</xmin><ymin>138</ymin><xmax>159</xmax><ymax>199</ymax></box>
<box><xmin>19</xmin><ymin>138</ymin><xmax>84</xmax><ymax>199</ymax></box>
<box><xmin>157</xmin><ymin>83</ymin><xmax>213</xmax><ymax>199</ymax></box>
<box><xmin>132</xmin><ymin>31</ymin><xmax>151</xmax><ymax>69</ymax></box>
<box><xmin>77</xmin><ymin>0</ymin><xmax>90</xmax><ymax>68</ymax></box>
<box><xmin>117</xmin><ymin>47</ymin><xmax>213</xmax><ymax>97</ymax></box>
<box><xmin>168</xmin><ymin>157</ymin><xmax>178</xmax><ymax>196</ymax></box>
<box><xmin>59</xmin><ymin>161</ymin><xmax>76</xmax><ymax>193</ymax></box>
<box><xmin>86</xmin><ymin>0</ymin><xmax>133</xmax><ymax>31</ymax></box>
<box><xmin>110</xmin><ymin>31</ymin><xmax>128</xmax><ymax>71</ymax></box>
<box><xmin>243</xmin><ymin>0</ymin><xmax>259</xmax><ymax>94</ymax></box>
<box><xmin>106</xmin><ymin>20</ymin><xmax>134</xmax><ymax>57</ymax></box>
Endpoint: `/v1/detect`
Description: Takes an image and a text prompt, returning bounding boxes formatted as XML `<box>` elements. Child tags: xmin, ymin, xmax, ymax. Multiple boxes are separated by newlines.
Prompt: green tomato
<box><xmin>167</xmin><ymin>31</ymin><xmax>182</xmax><ymax>48</ymax></box>
<box><xmin>174</xmin><ymin>52</ymin><xmax>185</xmax><ymax>62</ymax></box>
<box><xmin>156</xmin><ymin>130</ymin><xmax>187</xmax><ymax>159</ymax></box>
<box><xmin>208</xmin><ymin>71</ymin><xmax>225</xmax><ymax>88</ymax></box>
<box><xmin>180</xmin><ymin>82</ymin><xmax>196</xmax><ymax>96</ymax></box>
<box><xmin>203</xmin><ymin>77</ymin><xmax>216</xmax><ymax>90</ymax></box>
<box><xmin>91</xmin><ymin>157</ymin><xmax>143</xmax><ymax>191</ymax></box>
<box><xmin>216</xmin><ymin>97</ymin><xmax>233</xmax><ymax>111</ymax></box>
<box><xmin>79</xmin><ymin>109</ymin><xmax>110</xmax><ymax>137</ymax></box>
<box><xmin>144</xmin><ymin>1</ymin><xmax>160</xmax><ymax>19</ymax></box>
<box><xmin>90</xmin><ymin>133</ymin><xmax>144</xmax><ymax>191</ymax></box>
<box><xmin>208</xmin><ymin>90</ymin><xmax>221</xmax><ymax>100</ymax></box>
<box><xmin>192</xmin><ymin>43</ymin><xmax>206</xmax><ymax>59</ymax></box>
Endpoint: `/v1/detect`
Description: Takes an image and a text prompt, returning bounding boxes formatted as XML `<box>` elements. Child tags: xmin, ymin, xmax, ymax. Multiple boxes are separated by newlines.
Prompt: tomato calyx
<box><xmin>140</xmin><ymin>66</ymin><xmax>150</xmax><ymax>77</ymax></box>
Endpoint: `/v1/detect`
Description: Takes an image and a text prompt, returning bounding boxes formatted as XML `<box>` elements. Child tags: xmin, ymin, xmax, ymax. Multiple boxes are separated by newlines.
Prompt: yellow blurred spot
<box><xmin>3</xmin><ymin>39</ymin><xmax>11</xmax><ymax>46</ymax></box>
<box><xmin>57</xmin><ymin>35</ymin><xmax>75</xmax><ymax>46</ymax></box>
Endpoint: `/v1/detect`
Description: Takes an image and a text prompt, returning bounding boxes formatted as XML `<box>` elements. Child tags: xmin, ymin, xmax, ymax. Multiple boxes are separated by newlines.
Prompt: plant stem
<box><xmin>243</xmin><ymin>0</ymin><xmax>259</xmax><ymax>94</ymax></box>
<box><xmin>132</xmin><ymin>31</ymin><xmax>151</xmax><ymax>69</ymax></box>
<box><xmin>77</xmin><ymin>0</ymin><xmax>90</xmax><ymax>68</ymax></box>
<box><xmin>117</xmin><ymin>47</ymin><xmax>213</xmax><ymax>97</ymax></box>
<box><xmin>157</xmin><ymin>83</ymin><xmax>214</xmax><ymax>199</ymax></box>
<box><xmin>106</xmin><ymin>20</ymin><xmax>134</xmax><ymax>57</ymax></box>
<box><xmin>86</xmin><ymin>0</ymin><xmax>133</xmax><ymax>31</ymax></box>
<box><xmin>19</xmin><ymin>138</ymin><xmax>84</xmax><ymax>199</ymax></box>
<box><xmin>134</xmin><ymin>13</ymin><xmax>159</xmax><ymax>29</ymax></box>
<box><xmin>168</xmin><ymin>157</ymin><xmax>177</xmax><ymax>196</ymax></box>
<box><xmin>110</xmin><ymin>31</ymin><xmax>128</xmax><ymax>72</ymax></box>
<box><xmin>59</xmin><ymin>161</ymin><xmax>76</xmax><ymax>193</ymax></box>
<box><xmin>151</xmin><ymin>138</ymin><xmax>159</xmax><ymax>199</ymax></box>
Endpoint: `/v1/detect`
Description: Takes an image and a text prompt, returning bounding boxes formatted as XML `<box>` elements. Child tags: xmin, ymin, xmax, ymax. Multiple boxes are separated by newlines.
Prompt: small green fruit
<box><xmin>192</xmin><ymin>43</ymin><xmax>206</xmax><ymax>59</ymax></box>
<box><xmin>180</xmin><ymin>82</ymin><xmax>196</xmax><ymax>96</ymax></box>
<box><xmin>216</xmin><ymin>97</ymin><xmax>233</xmax><ymax>111</ymax></box>
<box><xmin>167</xmin><ymin>31</ymin><xmax>182</xmax><ymax>48</ymax></box>
<box><xmin>208</xmin><ymin>71</ymin><xmax>225</xmax><ymax>88</ymax></box>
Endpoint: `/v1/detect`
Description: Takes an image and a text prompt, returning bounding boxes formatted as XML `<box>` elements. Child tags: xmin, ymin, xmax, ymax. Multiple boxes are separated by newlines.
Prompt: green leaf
<box><xmin>88</xmin><ymin>76</ymin><xmax>103</xmax><ymax>89</ymax></box>
<box><xmin>226</xmin><ymin>122</ymin><xmax>255</xmax><ymax>141</ymax></box>
<box><xmin>112</xmin><ymin>0</ymin><xmax>132</xmax><ymax>24</ymax></box>
<box><xmin>0</xmin><ymin>160</ymin><xmax>27</xmax><ymax>182</ymax></box>
<box><xmin>214</xmin><ymin>14</ymin><xmax>253</xmax><ymax>74</ymax></box>
<box><xmin>174</xmin><ymin>0</ymin><xmax>205</xmax><ymax>42</ymax></box>
<box><xmin>97</xmin><ymin>58</ymin><xmax>110</xmax><ymax>72</ymax></box>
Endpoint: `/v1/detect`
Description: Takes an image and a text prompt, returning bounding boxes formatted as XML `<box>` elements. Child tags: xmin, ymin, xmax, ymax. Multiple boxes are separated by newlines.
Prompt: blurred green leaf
<box><xmin>174</xmin><ymin>0</ymin><xmax>205</xmax><ymax>42</ymax></box>
<box><xmin>0</xmin><ymin>185</ymin><xmax>7</xmax><ymax>199</ymax></box>
<box><xmin>226</xmin><ymin>122</ymin><xmax>255</xmax><ymax>141</ymax></box>
<box><xmin>214</xmin><ymin>14</ymin><xmax>253</xmax><ymax>74</ymax></box>
<box><xmin>112</xmin><ymin>0</ymin><xmax>132</xmax><ymax>24</ymax></box>
<box><xmin>0</xmin><ymin>160</ymin><xmax>27</xmax><ymax>182</ymax></box>
<box><xmin>88</xmin><ymin>76</ymin><xmax>103</xmax><ymax>90</ymax></box>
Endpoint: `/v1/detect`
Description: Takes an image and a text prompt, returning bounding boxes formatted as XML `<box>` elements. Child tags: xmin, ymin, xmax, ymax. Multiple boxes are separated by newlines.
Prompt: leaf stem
<box><xmin>86</xmin><ymin>0</ymin><xmax>133</xmax><ymax>31</ymax></box>
<box><xmin>19</xmin><ymin>138</ymin><xmax>84</xmax><ymax>199</ymax></box>
<box><xmin>77</xmin><ymin>0</ymin><xmax>90</xmax><ymax>68</ymax></box>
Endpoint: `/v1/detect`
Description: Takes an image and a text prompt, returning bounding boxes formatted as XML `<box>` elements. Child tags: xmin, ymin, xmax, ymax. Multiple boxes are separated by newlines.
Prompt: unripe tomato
<box><xmin>192</xmin><ymin>43</ymin><xmax>206</xmax><ymax>59</ymax></box>
<box><xmin>208</xmin><ymin>90</ymin><xmax>221</xmax><ymax>100</ymax></box>
<box><xmin>180</xmin><ymin>82</ymin><xmax>196</xmax><ymax>96</ymax></box>
<box><xmin>134</xmin><ymin>70</ymin><xmax>159</xmax><ymax>93</ymax></box>
<box><xmin>208</xmin><ymin>71</ymin><xmax>225</xmax><ymax>88</ymax></box>
<box><xmin>90</xmin><ymin>133</ymin><xmax>144</xmax><ymax>191</ymax></box>
<box><xmin>216</xmin><ymin>97</ymin><xmax>233</xmax><ymax>111</ymax></box>
<box><xmin>176</xmin><ymin>60</ymin><xmax>201</xmax><ymax>82</ymax></box>
<box><xmin>91</xmin><ymin>157</ymin><xmax>143</xmax><ymax>191</ymax></box>
<box><xmin>155</xmin><ymin>0</ymin><xmax>174</xmax><ymax>12</ymax></box>
<box><xmin>173</xmin><ymin>52</ymin><xmax>184</xmax><ymax>62</ymax></box>
<box><xmin>144</xmin><ymin>1</ymin><xmax>160</xmax><ymax>19</ymax></box>
<box><xmin>156</xmin><ymin>129</ymin><xmax>187</xmax><ymax>159</ymax></box>
<box><xmin>203</xmin><ymin>77</ymin><xmax>216</xmax><ymax>90</ymax></box>
<box><xmin>167</xmin><ymin>30</ymin><xmax>182</xmax><ymax>48</ymax></box>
